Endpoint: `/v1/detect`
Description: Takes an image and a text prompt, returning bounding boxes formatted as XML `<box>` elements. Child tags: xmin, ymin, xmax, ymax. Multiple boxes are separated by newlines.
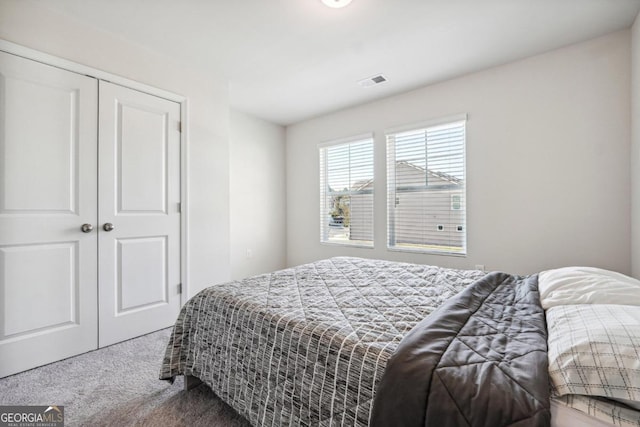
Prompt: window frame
<box><xmin>386</xmin><ymin>114</ymin><xmax>467</xmax><ymax>256</ymax></box>
<box><xmin>319</xmin><ymin>133</ymin><xmax>375</xmax><ymax>248</ymax></box>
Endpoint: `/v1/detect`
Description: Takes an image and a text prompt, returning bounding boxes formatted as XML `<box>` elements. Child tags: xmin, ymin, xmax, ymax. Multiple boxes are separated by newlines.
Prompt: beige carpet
<box><xmin>0</xmin><ymin>328</ymin><xmax>251</xmax><ymax>427</ymax></box>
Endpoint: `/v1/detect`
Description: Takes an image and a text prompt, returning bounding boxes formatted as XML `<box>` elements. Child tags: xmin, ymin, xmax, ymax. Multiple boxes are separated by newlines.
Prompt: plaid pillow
<box><xmin>547</xmin><ymin>304</ymin><xmax>640</xmax><ymax>408</ymax></box>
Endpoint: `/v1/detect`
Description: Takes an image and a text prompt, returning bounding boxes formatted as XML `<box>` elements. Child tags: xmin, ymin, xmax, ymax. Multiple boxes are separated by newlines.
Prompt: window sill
<box><xmin>387</xmin><ymin>245</ymin><xmax>466</xmax><ymax>257</ymax></box>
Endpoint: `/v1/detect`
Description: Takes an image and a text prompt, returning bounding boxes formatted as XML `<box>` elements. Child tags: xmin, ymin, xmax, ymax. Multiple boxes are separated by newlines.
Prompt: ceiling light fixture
<box><xmin>321</xmin><ymin>0</ymin><xmax>352</xmax><ymax>8</ymax></box>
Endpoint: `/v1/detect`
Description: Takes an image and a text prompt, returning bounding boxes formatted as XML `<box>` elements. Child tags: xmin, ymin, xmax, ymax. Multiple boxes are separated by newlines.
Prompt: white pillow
<box><xmin>547</xmin><ymin>304</ymin><xmax>640</xmax><ymax>407</ymax></box>
<box><xmin>538</xmin><ymin>266</ymin><xmax>640</xmax><ymax>309</ymax></box>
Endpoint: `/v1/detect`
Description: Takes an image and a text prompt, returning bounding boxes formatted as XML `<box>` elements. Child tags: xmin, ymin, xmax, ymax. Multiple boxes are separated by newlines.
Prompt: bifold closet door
<box><xmin>97</xmin><ymin>81</ymin><xmax>181</xmax><ymax>347</ymax></box>
<box><xmin>0</xmin><ymin>51</ymin><xmax>99</xmax><ymax>377</ymax></box>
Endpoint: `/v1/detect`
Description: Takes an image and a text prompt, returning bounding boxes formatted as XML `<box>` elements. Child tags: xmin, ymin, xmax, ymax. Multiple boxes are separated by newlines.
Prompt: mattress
<box><xmin>552</xmin><ymin>393</ymin><xmax>640</xmax><ymax>426</ymax></box>
<box><xmin>159</xmin><ymin>256</ymin><xmax>485</xmax><ymax>426</ymax></box>
<box><xmin>550</xmin><ymin>399</ymin><xmax>617</xmax><ymax>427</ymax></box>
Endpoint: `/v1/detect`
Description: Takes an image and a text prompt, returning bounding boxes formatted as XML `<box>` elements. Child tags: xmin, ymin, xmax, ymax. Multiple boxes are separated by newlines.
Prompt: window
<box><xmin>320</xmin><ymin>135</ymin><xmax>374</xmax><ymax>247</ymax></box>
<box><xmin>386</xmin><ymin>115</ymin><xmax>466</xmax><ymax>255</ymax></box>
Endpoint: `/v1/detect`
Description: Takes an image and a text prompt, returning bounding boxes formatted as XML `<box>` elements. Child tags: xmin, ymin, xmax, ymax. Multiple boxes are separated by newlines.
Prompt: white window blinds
<box><xmin>319</xmin><ymin>136</ymin><xmax>374</xmax><ymax>247</ymax></box>
<box><xmin>386</xmin><ymin>117</ymin><xmax>466</xmax><ymax>255</ymax></box>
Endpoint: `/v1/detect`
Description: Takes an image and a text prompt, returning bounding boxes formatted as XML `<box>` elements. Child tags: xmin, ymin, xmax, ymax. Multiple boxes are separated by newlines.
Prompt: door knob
<box><xmin>103</xmin><ymin>223</ymin><xmax>115</xmax><ymax>232</ymax></box>
<box><xmin>81</xmin><ymin>223</ymin><xmax>94</xmax><ymax>233</ymax></box>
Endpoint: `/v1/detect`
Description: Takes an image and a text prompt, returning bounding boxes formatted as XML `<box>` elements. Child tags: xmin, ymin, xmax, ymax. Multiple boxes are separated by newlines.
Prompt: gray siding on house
<box><xmin>349</xmin><ymin>194</ymin><xmax>374</xmax><ymax>241</ymax></box>
<box><xmin>393</xmin><ymin>188</ymin><xmax>464</xmax><ymax>248</ymax></box>
<box><xmin>350</xmin><ymin>161</ymin><xmax>465</xmax><ymax>249</ymax></box>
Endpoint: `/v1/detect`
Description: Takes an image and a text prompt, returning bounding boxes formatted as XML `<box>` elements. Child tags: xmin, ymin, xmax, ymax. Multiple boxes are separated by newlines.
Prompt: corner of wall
<box><xmin>632</xmin><ymin>13</ymin><xmax>640</xmax><ymax>278</ymax></box>
<box><xmin>229</xmin><ymin>110</ymin><xmax>287</xmax><ymax>279</ymax></box>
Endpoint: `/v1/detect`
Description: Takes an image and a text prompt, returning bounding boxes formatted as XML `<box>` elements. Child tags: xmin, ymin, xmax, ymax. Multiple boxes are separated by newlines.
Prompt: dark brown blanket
<box><xmin>370</xmin><ymin>272</ymin><xmax>550</xmax><ymax>427</ymax></box>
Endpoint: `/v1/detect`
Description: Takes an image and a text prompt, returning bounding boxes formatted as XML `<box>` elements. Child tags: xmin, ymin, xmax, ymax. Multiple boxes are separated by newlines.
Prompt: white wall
<box><xmin>0</xmin><ymin>2</ymin><xmax>231</xmax><ymax>297</ymax></box>
<box><xmin>632</xmin><ymin>14</ymin><xmax>640</xmax><ymax>279</ymax></box>
<box><xmin>230</xmin><ymin>110</ymin><xmax>286</xmax><ymax>279</ymax></box>
<box><xmin>287</xmin><ymin>31</ymin><xmax>631</xmax><ymax>275</ymax></box>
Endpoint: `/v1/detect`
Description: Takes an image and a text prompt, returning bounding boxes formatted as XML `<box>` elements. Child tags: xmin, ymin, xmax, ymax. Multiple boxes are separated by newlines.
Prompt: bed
<box><xmin>159</xmin><ymin>257</ymin><xmax>640</xmax><ymax>426</ymax></box>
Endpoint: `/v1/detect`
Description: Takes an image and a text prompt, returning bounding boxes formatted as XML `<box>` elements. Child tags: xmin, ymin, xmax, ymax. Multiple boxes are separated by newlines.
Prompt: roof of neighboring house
<box><xmin>349</xmin><ymin>161</ymin><xmax>462</xmax><ymax>191</ymax></box>
<box><xmin>352</xmin><ymin>178</ymin><xmax>374</xmax><ymax>191</ymax></box>
<box><xmin>396</xmin><ymin>161</ymin><xmax>462</xmax><ymax>185</ymax></box>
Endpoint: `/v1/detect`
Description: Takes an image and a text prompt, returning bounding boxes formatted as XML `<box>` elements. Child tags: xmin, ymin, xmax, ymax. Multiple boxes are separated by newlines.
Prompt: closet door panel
<box><xmin>0</xmin><ymin>51</ymin><xmax>98</xmax><ymax>378</ymax></box>
<box><xmin>118</xmin><ymin>103</ymin><xmax>167</xmax><ymax>213</ymax></box>
<box><xmin>98</xmin><ymin>81</ymin><xmax>181</xmax><ymax>347</ymax></box>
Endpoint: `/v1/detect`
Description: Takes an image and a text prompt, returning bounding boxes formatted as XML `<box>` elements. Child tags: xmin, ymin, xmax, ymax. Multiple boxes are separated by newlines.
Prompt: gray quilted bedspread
<box><xmin>159</xmin><ymin>256</ymin><xmax>485</xmax><ymax>426</ymax></box>
<box><xmin>371</xmin><ymin>272</ymin><xmax>550</xmax><ymax>427</ymax></box>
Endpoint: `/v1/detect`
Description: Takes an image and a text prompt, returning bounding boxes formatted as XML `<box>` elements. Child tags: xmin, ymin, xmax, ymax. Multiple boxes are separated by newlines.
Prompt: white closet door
<box><xmin>98</xmin><ymin>81</ymin><xmax>181</xmax><ymax>347</ymax></box>
<box><xmin>0</xmin><ymin>51</ymin><xmax>98</xmax><ymax>377</ymax></box>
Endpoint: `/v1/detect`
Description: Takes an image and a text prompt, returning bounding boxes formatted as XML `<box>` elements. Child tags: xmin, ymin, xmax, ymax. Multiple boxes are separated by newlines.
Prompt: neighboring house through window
<box><xmin>319</xmin><ymin>135</ymin><xmax>374</xmax><ymax>247</ymax></box>
<box><xmin>386</xmin><ymin>115</ymin><xmax>467</xmax><ymax>255</ymax></box>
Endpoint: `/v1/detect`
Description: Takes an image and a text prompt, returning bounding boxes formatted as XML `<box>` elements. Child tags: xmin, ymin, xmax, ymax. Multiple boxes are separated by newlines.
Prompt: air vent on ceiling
<box><xmin>358</xmin><ymin>74</ymin><xmax>388</xmax><ymax>88</ymax></box>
